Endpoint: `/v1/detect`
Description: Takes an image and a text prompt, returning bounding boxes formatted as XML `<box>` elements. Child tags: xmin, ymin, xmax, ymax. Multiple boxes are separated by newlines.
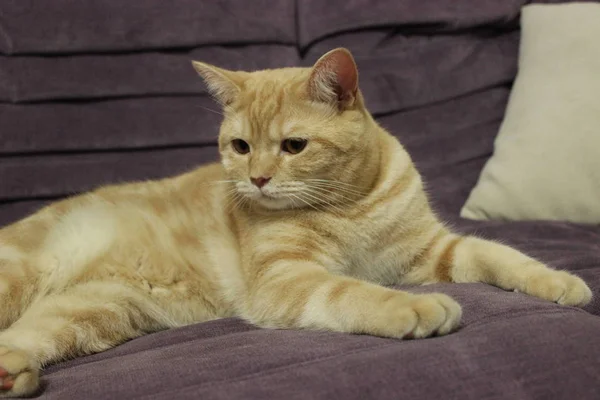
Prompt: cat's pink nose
<box><xmin>250</xmin><ymin>176</ymin><xmax>271</xmax><ymax>188</ymax></box>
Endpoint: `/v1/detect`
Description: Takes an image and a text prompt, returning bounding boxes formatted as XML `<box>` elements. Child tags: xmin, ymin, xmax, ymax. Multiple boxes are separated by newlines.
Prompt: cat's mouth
<box><xmin>255</xmin><ymin>193</ymin><xmax>296</xmax><ymax>210</ymax></box>
<box><xmin>234</xmin><ymin>182</ymin><xmax>305</xmax><ymax>210</ymax></box>
<box><xmin>257</xmin><ymin>185</ymin><xmax>289</xmax><ymax>200</ymax></box>
<box><xmin>258</xmin><ymin>190</ymin><xmax>275</xmax><ymax>199</ymax></box>
<box><xmin>250</xmin><ymin>188</ymin><xmax>301</xmax><ymax>210</ymax></box>
<box><xmin>261</xmin><ymin>194</ymin><xmax>278</xmax><ymax>201</ymax></box>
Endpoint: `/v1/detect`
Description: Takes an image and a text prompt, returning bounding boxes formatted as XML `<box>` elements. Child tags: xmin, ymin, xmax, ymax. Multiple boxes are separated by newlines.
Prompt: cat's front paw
<box><xmin>523</xmin><ymin>269</ymin><xmax>592</xmax><ymax>307</ymax></box>
<box><xmin>396</xmin><ymin>293</ymin><xmax>462</xmax><ymax>339</ymax></box>
<box><xmin>0</xmin><ymin>345</ymin><xmax>39</xmax><ymax>398</ymax></box>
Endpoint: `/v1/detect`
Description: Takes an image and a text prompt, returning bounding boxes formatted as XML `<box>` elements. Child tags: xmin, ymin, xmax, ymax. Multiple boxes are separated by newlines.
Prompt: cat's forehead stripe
<box><xmin>242</xmin><ymin>80</ymin><xmax>288</xmax><ymax>140</ymax></box>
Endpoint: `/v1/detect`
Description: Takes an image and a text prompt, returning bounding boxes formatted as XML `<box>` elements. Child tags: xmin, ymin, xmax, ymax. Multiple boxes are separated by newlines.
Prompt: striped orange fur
<box><xmin>0</xmin><ymin>48</ymin><xmax>592</xmax><ymax>397</ymax></box>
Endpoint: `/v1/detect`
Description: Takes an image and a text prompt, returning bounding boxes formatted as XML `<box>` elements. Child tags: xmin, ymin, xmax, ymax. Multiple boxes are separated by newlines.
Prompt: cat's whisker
<box><xmin>289</xmin><ymin>193</ymin><xmax>320</xmax><ymax>212</ymax></box>
<box><xmin>195</xmin><ymin>180</ymin><xmax>230</xmax><ymax>189</ymax></box>
<box><xmin>194</xmin><ymin>104</ymin><xmax>243</xmax><ymax>126</ymax></box>
<box><xmin>230</xmin><ymin>195</ymin><xmax>247</xmax><ymax>211</ymax></box>
<box><xmin>224</xmin><ymin>191</ymin><xmax>241</xmax><ymax>205</ymax></box>
<box><xmin>306</xmin><ymin>182</ymin><xmax>367</xmax><ymax>197</ymax></box>
<box><xmin>222</xmin><ymin>185</ymin><xmax>239</xmax><ymax>195</ymax></box>
<box><xmin>298</xmin><ymin>190</ymin><xmax>345</xmax><ymax>214</ymax></box>
<box><xmin>222</xmin><ymin>195</ymin><xmax>238</xmax><ymax>211</ymax></box>
<box><xmin>233</xmin><ymin>189</ymin><xmax>254</xmax><ymax>210</ymax></box>
<box><xmin>231</xmin><ymin>196</ymin><xmax>244</xmax><ymax>210</ymax></box>
<box><xmin>222</xmin><ymin>189</ymin><xmax>236</xmax><ymax>200</ymax></box>
<box><xmin>223</xmin><ymin>190</ymin><xmax>244</xmax><ymax>211</ymax></box>
<box><xmin>303</xmin><ymin>191</ymin><xmax>356</xmax><ymax>213</ymax></box>
<box><xmin>239</xmin><ymin>195</ymin><xmax>252</xmax><ymax>210</ymax></box>
<box><xmin>211</xmin><ymin>180</ymin><xmax>240</xmax><ymax>185</ymax></box>
<box><xmin>305</xmin><ymin>186</ymin><xmax>358</xmax><ymax>206</ymax></box>
<box><xmin>304</xmin><ymin>179</ymin><xmax>368</xmax><ymax>194</ymax></box>
<box><xmin>305</xmin><ymin>178</ymin><xmax>366</xmax><ymax>189</ymax></box>
<box><xmin>309</xmin><ymin>182</ymin><xmax>366</xmax><ymax>195</ymax></box>
<box><xmin>284</xmin><ymin>194</ymin><xmax>299</xmax><ymax>210</ymax></box>
<box><xmin>195</xmin><ymin>105</ymin><xmax>227</xmax><ymax>117</ymax></box>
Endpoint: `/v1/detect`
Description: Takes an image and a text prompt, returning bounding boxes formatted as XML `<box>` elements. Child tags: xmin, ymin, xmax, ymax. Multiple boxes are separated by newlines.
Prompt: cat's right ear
<box><xmin>191</xmin><ymin>61</ymin><xmax>246</xmax><ymax>106</ymax></box>
<box><xmin>308</xmin><ymin>48</ymin><xmax>359</xmax><ymax>110</ymax></box>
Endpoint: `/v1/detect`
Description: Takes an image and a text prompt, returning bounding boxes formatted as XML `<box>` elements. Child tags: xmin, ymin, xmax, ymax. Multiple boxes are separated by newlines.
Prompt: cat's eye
<box><xmin>231</xmin><ymin>139</ymin><xmax>250</xmax><ymax>155</ymax></box>
<box><xmin>282</xmin><ymin>138</ymin><xmax>308</xmax><ymax>154</ymax></box>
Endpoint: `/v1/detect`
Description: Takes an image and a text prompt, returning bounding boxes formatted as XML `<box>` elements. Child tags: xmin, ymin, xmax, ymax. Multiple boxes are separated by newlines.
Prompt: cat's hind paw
<box><xmin>0</xmin><ymin>346</ymin><xmax>39</xmax><ymax>398</ymax></box>
<box><xmin>524</xmin><ymin>269</ymin><xmax>592</xmax><ymax>307</ymax></box>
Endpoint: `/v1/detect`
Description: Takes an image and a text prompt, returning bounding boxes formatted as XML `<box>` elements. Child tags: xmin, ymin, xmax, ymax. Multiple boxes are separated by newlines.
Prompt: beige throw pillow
<box><xmin>461</xmin><ymin>3</ymin><xmax>600</xmax><ymax>224</ymax></box>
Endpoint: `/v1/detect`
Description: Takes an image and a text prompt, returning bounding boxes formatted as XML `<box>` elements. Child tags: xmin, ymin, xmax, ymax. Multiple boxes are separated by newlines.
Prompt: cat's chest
<box><xmin>327</xmin><ymin>217</ymin><xmax>414</xmax><ymax>281</ymax></box>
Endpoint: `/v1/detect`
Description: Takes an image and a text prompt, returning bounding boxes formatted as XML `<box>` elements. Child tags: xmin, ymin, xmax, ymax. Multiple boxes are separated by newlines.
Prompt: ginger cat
<box><xmin>0</xmin><ymin>48</ymin><xmax>592</xmax><ymax>397</ymax></box>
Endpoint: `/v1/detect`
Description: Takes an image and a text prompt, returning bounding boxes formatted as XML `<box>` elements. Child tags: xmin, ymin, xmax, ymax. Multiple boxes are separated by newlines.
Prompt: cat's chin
<box><xmin>254</xmin><ymin>195</ymin><xmax>302</xmax><ymax>211</ymax></box>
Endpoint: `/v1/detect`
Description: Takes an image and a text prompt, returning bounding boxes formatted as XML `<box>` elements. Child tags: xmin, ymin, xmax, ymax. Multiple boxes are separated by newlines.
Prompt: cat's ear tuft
<box><xmin>308</xmin><ymin>48</ymin><xmax>359</xmax><ymax>109</ymax></box>
<box><xmin>191</xmin><ymin>61</ymin><xmax>245</xmax><ymax>105</ymax></box>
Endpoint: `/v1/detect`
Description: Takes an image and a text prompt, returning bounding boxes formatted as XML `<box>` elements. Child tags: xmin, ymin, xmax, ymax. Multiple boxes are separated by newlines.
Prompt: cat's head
<box><xmin>192</xmin><ymin>48</ymin><xmax>379</xmax><ymax>211</ymax></box>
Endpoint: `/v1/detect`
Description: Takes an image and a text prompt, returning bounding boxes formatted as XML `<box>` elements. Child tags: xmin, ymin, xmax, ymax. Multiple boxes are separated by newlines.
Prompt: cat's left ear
<box><xmin>191</xmin><ymin>61</ymin><xmax>247</xmax><ymax>106</ymax></box>
<box><xmin>308</xmin><ymin>48</ymin><xmax>359</xmax><ymax>110</ymax></box>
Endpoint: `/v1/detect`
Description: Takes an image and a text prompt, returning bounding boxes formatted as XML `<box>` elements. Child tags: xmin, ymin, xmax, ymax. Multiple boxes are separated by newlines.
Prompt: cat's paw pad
<box><xmin>0</xmin><ymin>346</ymin><xmax>39</xmax><ymax>397</ymax></box>
<box><xmin>524</xmin><ymin>270</ymin><xmax>592</xmax><ymax>307</ymax></box>
<box><xmin>401</xmin><ymin>293</ymin><xmax>462</xmax><ymax>339</ymax></box>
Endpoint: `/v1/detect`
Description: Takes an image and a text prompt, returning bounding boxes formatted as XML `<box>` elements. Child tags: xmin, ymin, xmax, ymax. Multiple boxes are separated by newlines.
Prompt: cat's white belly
<box><xmin>36</xmin><ymin>204</ymin><xmax>118</xmax><ymax>289</ymax></box>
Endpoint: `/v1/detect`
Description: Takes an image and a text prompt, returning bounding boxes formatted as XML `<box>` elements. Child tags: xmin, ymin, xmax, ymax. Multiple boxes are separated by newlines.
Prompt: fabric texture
<box><xmin>461</xmin><ymin>3</ymin><xmax>600</xmax><ymax>223</ymax></box>
<box><xmin>1</xmin><ymin>1</ymin><xmax>600</xmax><ymax>399</ymax></box>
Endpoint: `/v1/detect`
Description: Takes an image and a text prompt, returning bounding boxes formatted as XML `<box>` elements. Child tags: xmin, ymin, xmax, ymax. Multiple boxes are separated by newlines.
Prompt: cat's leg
<box><xmin>0</xmin><ymin>256</ymin><xmax>39</xmax><ymax>330</ymax></box>
<box><xmin>0</xmin><ymin>239</ymin><xmax>45</xmax><ymax>329</ymax></box>
<box><xmin>242</xmin><ymin>258</ymin><xmax>462</xmax><ymax>341</ymax></box>
<box><xmin>0</xmin><ymin>281</ymin><xmax>169</xmax><ymax>397</ymax></box>
<box><xmin>408</xmin><ymin>233</ymin><xmax>592</xmax><ymax>307</ymax></box>
<box><xmin>0</xmin><ymin>201</ymin><xmax>72</xmax><ymax>329</ymax></box>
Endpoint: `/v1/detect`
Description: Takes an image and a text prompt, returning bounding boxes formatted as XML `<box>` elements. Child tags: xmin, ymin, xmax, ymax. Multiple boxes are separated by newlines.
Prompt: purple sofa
<box><xmin>1</xmin><ymin>1</ymin><xmax>599</xmax><ymax>399</ymax></box>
